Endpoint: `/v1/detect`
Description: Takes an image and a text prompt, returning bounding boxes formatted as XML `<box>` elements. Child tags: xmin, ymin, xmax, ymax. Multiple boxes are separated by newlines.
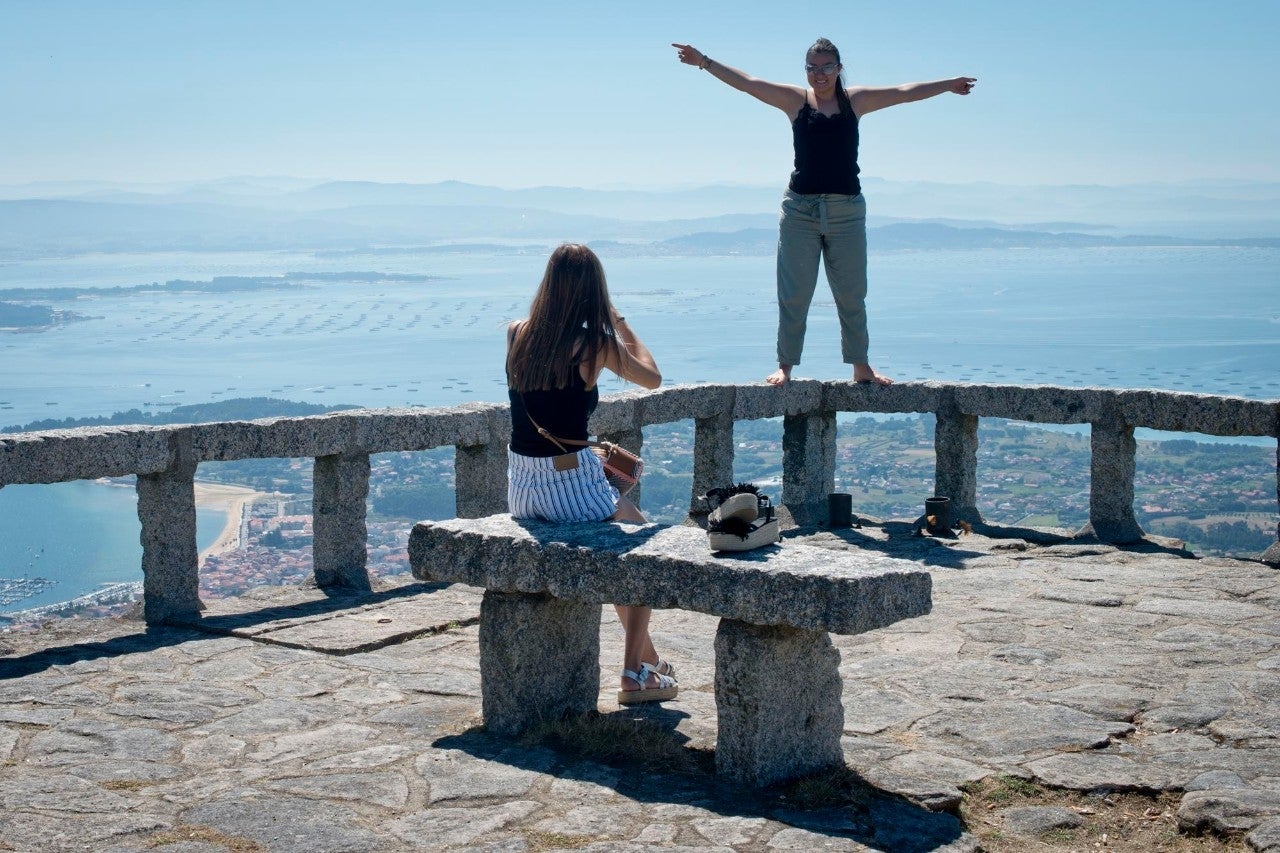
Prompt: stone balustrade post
<box><xmin>782</xmin><ymin>410</ymin><xmax>835</xmax><ymax>526</ymax></box>
<box><xmin>1263</xmin><ymin>438</ymin><xmax>1280</xmax><ymax>566</ymax></box>
<box><xmin>599</xmin><ymin>428</ymin><xmax>643</xmax><ymax>507</ymax></box>
<box><xmin>692</xmin><ymin>412</ymin><xmax>736</xmax><ymax>514</ymax></box>
<box><xmin>1078</xmin><ymin>407</ymin><xmax>1144</xmax><ymax>543</ymax></box>
<box><xmin>312</xmin><ymin>451</ymin><xmax>372</xmax><ymax>590</ymax></box>
<box><xmin>455</xmin><ymin>440</ymin><xmax>509</xmax><ymax>519</ymax></box>
<box><xmin>137</xmin><ymin>456</ymin><xmax>201</xmax><ymax>624</ymax></box>
<box><xmin>934</xmin><ymin>402</ymin><xmax>981</xmax><ymax>525</ymax></box>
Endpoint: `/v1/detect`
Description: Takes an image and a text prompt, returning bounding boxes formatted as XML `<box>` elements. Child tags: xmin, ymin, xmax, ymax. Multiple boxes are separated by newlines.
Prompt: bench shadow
<box><xmin>434</xmin><ymin>713</ymin><xmax>966</xmax><ymax>852</ymax></box>
<box><xmin>798</xmin><ymin>521</ymin><xmax>992</xmax><ymax>570</ymax></box>
<box><xmin>796</xmin><ymin>517</ymin><xmax>1194</xmax><ymax>567</ymax></box>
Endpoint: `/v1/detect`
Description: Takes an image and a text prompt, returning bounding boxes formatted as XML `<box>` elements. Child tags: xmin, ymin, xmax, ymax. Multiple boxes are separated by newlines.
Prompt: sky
<box><xmin>3</xmin><ymin>0</ymin><xmax>1279</xmax><ymax>190</ymax></box>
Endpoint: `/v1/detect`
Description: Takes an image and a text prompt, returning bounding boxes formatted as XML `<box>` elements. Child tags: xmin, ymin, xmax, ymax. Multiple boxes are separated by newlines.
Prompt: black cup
<box><xmin>828</xmin><ymin>492</ymin><xmax>853</xmax><ymax>528</ymax></box>
<box><xmin>925</xmin><ymin>496</ymin><xmax>951</xmax><ymax>533</ymax></box>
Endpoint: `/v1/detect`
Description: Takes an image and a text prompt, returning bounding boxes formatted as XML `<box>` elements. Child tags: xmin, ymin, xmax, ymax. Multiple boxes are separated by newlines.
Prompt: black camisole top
<box><xmin>508</xmin><ymin>367</ymin><xmax>599</xmax><ymax>457</ymax></box>
<box><xmin>788</xmin><ymin>100</ymin><xmax>861</xmax><ymax>196</ymax></box>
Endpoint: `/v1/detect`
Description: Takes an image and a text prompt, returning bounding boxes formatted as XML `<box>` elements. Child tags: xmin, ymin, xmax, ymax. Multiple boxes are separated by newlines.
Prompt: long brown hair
<box><xmin>507</xmin><ymin>243</ymin><xmax>621</xmax><ymax>392</ymax></box>
<box><xmin>808</xmin><ymin>37</ymin><xmax>854</xmax><ymax>117</ymax></box>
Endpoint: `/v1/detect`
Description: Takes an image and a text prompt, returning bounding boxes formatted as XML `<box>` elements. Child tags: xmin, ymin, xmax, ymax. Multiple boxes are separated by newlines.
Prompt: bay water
<box><xmin>0</xmin><ymin>482</ymin><xmax>224</xmax><ymax>613</ymax></box>
<box><xmin>1</xmin><ymin>245</ymin><xmax>1277</xmax><ymax>612</ymax></box>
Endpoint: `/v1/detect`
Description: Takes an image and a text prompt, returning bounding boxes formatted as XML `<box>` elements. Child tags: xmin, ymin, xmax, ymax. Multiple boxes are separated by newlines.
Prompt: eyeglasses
<box><xmin>804</xmin><ymin>62</ymin><xmax>840</xmax><ymax>75</ymax></box>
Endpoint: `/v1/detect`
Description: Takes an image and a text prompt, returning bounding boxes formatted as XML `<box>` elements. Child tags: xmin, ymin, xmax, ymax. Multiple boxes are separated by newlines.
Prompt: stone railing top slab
<box><xmin>4</xmin><ymin>382</ymin><xmax>1275</xmax><ymax>486</ymax></box>
<box><xmin>408</xmin><ymin>514</ymin><xmax>932</xmax><ymax>635</ymax></box>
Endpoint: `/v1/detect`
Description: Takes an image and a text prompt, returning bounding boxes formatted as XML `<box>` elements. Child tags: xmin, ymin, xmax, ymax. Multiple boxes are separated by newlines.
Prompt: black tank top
<box><xmin>508</xmin><ymin>368</ymin><xmax>600</xmax><ymax>457</ymax></box>
<box><xmin>788</xmin><ymin>100</ymin><xmax>861</xmax><ymax>196</ymax></box>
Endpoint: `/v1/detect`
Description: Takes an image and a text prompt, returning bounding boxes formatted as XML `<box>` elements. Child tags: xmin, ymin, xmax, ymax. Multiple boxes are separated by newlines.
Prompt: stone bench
<box><xmin>408</xmin><ymin>514</ymin><xmax>932</xmax><ymax>786</ymax></box>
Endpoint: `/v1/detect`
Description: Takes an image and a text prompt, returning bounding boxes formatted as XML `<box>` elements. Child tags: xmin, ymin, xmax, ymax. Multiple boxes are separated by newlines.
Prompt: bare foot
<box><xmin>854</xmin><ymin>363</ymin><xmax>893</xmax><ymax>386</ymax></box>
<box><xmin>765</xmin><ymin>365</ymin><xmax>792</xmax><ymax>386</ymax></box>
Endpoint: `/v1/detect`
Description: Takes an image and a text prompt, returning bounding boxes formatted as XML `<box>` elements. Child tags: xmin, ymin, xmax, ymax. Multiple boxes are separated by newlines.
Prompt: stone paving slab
<box><xmin>1</xmin><ymin>524</ymin><xmax>1279</xmax><ymax>851</ymax></box>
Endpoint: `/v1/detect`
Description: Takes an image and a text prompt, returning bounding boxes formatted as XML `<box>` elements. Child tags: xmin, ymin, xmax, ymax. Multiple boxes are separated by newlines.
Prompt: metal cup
<box><xmin>925</xmin><ymin>496</ymin><xmax>951</xmax><ymax>533</ymax></box>
<box><xmin>828</xmin><ymin>492</ymin><xmax>853</xmax><ymax>528</ymax></box>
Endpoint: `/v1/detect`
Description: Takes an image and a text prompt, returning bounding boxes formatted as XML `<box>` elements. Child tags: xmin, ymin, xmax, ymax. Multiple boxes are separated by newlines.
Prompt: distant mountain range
<box><xmin>600</xmin><ymin>224</ymin><xmax>1280</xmax><ymax>256</ymax></box>
<box><xmin>3</xmin><ymin>397</ymin><xmax>354</xmax><ymax>434</ymax></box>
<box><xmin>1</xmin><ymin>177</ymin><xmax>1277</xmax><ymax>257</ymax></box>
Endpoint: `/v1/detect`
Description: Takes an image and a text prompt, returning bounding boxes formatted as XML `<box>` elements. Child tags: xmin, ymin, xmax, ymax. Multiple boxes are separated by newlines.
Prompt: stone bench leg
<box><xmin>714</xmin><ymin>619</ymin><xmax>844</xmax><ymax>787</ymax></box>
<box><xmin>478</xmin><ymin>591</ymin><xmax>602</xmax><ymax>736</ymax></box>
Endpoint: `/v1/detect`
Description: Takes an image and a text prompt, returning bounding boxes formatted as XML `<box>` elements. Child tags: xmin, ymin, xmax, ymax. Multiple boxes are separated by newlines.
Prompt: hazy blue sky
<box><xmin>3</xmin><ymin>1</ymin><xmax>1278</xmax><ymax>189</ymax></box>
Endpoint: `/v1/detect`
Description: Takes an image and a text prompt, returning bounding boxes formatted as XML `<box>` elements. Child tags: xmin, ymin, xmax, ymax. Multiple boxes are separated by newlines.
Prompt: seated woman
<box><xmin>506</xmin><ymin>243</ymin><xmax>677</xmax><ymax>705</ymax></box>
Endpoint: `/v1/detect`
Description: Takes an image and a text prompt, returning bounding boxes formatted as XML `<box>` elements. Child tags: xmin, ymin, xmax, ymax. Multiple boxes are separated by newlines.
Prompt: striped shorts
<box><xmin>507</xmin><ymin>447</ymin><xmax>620</xmax><ymax>523</ymax></box>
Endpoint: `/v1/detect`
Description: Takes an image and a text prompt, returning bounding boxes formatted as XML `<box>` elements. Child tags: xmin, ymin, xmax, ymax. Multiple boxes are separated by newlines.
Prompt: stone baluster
<box><xmin>782</xmin><ymin>410</ymin><xmax>836</xmax><ymax>526</ymax></box>
<box><xmin>455</xmin><ymin>440</ymin><xmax>509</xmax><ymax>519</ymax></box>
<box><xmin>691</xmin><ymin>412</ymin><xmax>735</xmax><ymax>513</ymax></box>
<box><xmin>1079</xmin><ymin>405</ymin><xmax>1144</xmax><ymax>543</ymax></box>
<box><xmin>312</xmin><ymin>451</ymin><xmax>372</xmax><ymax>590</ymax></box>
<box><xmin>934</xmin><ymin>402</ymin><xmax>981</xmax><ymax>525</ymax></box>
<box><xmin>454</xmin><ymin>408</ymin><xmax>511</xmax><ymax>519</ymax></box>
<box><xmin>137</xmin><ymin>456</ymin><xmax>201</xmax><ymax>624</ymax></box>
<box><xmin>1263</xmin><ymin>437</ymin><xmax>1280</xmax><ymax>566</ymax></box>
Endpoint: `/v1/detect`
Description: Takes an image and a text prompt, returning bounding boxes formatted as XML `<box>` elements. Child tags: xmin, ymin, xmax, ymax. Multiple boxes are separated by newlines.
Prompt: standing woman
<box><xmin>506</xmin><ymin>243</ymin><xmax>677</xmax><ymax>705</ymax></box>
<box><xmin>672</xmin><ymin>38</ymin><xmax>976</xmax><ymax>386</ymax></box>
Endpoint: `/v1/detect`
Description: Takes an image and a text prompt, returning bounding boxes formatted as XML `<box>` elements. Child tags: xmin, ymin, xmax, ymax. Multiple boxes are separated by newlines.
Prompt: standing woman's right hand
<box><xmin>671</xmin><ymin>43</ymin><xmax>707</xmax><ymax>68</ymax></box>
<box><xmin>669</xmin><ymin>43</ymin><xmax>805</xmax><ymax>116</ymax></box>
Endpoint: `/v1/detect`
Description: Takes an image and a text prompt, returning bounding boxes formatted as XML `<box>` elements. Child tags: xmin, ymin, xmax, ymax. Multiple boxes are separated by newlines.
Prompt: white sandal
<box><xmin>617</xmin><ymin>662</ymin><xmax>678</xmax><ymax>705</ymax></box>
<box><xmin>709</xmin><ymin>492</ymin><xmax>758</xmax><ymax>525</ymax></box>
<box><xmin>708</xmin><ymin>491</ymin><xmax>779</xmax><ymax>553</ymax></box>
<box><xmin>649</xmin><ymin>658</ymin><xmax>677</xmax><ymax>680</ymax></box>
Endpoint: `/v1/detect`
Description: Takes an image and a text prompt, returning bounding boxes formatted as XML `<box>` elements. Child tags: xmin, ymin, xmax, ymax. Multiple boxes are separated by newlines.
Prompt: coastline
<box><xmin>1</xmin><ymin>481</ymin><xmax>273</xmax><ymax>623</ymax></box>
<box><xmin>193</xmin><ymin>482</ymin><xmax>273</xmax><ymax>563</ymax></box>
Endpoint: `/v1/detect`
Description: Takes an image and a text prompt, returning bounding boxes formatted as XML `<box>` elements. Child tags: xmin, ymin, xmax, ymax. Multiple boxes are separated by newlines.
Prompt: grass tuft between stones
<box><xmin>964</xmin><ymin>773</ymin><xmax>1045</xmax><ymax>805</ymax></box>
<box><xmin>776</xmin><ymin>765</ymin><xmax>875</xmax><ymax>811</ymax></box>
<box><xmin>147</xmin><ymin>824</ymin><xmax>264</xmax><ymax>851</ymax></box>
<box><xmin>524</xmin><ymin>829</ymin><xmax>596</xmax><ymax>851</ymax></box>
<box><xmin>1041</xmin><ymin>827</ymin><xmax>1079</xmax><ymax>843</ymax></box>
<box><xmin>959</xmin><ymin>782</ymin><xmax>1250</xmax><ymax>852</ymax></box>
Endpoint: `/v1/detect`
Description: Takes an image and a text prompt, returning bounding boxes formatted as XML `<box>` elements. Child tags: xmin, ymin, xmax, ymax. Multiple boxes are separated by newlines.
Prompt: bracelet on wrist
<box><xmin>700</xmin><ymin>57</ymin><xmax>710</xmax><ymax>70</ymax></box>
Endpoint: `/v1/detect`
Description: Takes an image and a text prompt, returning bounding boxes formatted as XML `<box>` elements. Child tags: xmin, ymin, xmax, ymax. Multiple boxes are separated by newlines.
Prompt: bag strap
<box><xmin>521</xmin><ymin>400</ymin><xmax>614</xmax><ymax>455</ymax></box>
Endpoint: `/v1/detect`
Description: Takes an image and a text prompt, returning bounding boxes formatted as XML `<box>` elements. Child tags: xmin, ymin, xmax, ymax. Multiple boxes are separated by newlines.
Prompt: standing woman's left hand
<box><xmin>950</xmin><ymin>77</ymin><xmax>977</xmax><ymax>95</ymax></box>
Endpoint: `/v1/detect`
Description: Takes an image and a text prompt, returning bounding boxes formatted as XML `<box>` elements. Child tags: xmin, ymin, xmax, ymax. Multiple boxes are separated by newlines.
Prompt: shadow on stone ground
<box><xmin>438</xmin><ymin>716</ymin><xmax>967</xmax><ymax>853</ymax></box>
<box><xmin>3</xmin><ymin>520</ymin><xmax>1279</xmax><ymax>851</ymax></box>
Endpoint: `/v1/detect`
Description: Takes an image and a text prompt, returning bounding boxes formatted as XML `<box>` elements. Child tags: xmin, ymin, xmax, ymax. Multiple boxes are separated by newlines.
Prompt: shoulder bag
<box><xmin>524</xmin><ymin>412</ymin><xmax>643</xmax><ymax>495</ymax></box>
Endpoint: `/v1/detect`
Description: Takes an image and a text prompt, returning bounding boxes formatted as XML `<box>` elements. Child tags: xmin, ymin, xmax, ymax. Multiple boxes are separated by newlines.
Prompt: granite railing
<box><xmin>2</xmin><ymin>381</ymin><xmax>1277</xmax><ymax>624</ymax></box>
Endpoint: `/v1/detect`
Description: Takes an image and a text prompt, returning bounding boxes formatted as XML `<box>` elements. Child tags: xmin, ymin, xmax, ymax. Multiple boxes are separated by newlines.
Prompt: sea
<box><xmin>2</xmin><ymin>245</ymin><xmax>1278</xmax><ymax>613</ymax></box>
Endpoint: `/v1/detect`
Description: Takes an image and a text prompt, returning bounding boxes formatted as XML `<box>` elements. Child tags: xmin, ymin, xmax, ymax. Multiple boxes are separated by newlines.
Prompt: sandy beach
<box><xmin>194</xmin><ymin>482</ymin><xmax>274</xmax><ymax>563</ymax></box>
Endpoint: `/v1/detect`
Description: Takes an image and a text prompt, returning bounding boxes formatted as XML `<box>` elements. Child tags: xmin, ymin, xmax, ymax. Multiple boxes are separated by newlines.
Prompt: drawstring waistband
<box><xmin>785</xmin><ymin>190</ymin><xmax>862</xmax><ymax>235</ymax></box>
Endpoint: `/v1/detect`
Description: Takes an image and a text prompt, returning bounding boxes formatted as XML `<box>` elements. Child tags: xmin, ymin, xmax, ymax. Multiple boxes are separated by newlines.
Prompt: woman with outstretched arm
<box><xmin>672</xmin><ymin>38</ymin><xmax>975</xmax><ymax>386</ymax></box>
